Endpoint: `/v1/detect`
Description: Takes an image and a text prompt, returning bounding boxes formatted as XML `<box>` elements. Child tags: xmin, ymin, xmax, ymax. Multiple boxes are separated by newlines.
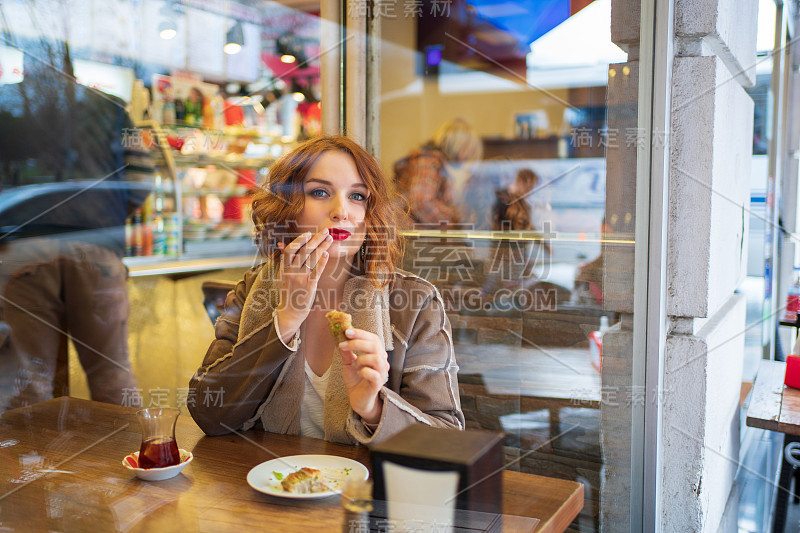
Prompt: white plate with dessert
<box><xmin>246</xmin><ymin>454</ymin><xmax>368</xmax><ymax>499</ymax></box>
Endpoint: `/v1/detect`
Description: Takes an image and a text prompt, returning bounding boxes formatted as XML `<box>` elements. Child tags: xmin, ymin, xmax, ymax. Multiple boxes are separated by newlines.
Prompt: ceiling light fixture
<box><xmin>158</xmin><ymin>2</ymin><xmax>178</xmax><ymax>40</ymax></box>
<box><xmin>159</xmin><ymin>20</ymin><xmax>177</xmax><ymax>40</ymax></box>
<box><xmin>277</xmin><ymin>35</ymin><xmax>307</xmax><ymax>67</ymax></box>
<box><xmin>224</xmin><ymin>21</ymin><xmax>244</xmax><ymax>55</ymax></box>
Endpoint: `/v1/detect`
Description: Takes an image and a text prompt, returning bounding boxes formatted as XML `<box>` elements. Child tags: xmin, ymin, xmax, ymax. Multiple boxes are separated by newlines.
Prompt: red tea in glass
<box><xmin>138</xmin><ymin>436</ymin><xmax>180</xmax><ymax>469</ymax></box>
<box><xmin>136</xmin><ymin>407</ymin><xmax>181</xmax><ymax>470</ymax></box>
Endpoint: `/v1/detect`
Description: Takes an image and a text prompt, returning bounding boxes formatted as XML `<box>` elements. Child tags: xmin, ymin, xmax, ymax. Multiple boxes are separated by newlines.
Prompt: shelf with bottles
<box><xmin>126</xmin><ymin>120</ymin><xmax>262</xmax><ymax>262</ymax></box>
<box><xmin>158</xmin><ymin>122</ymin><xmax>296</xmax><ymax>143</ymax></box>
<box><xmin>125</xmin><ymin>168</ymin><xmax>181</xmax><ymax>259</ymax></box>
<box><xmin>147</xmin><ymin>75</ymin><xmax>296</xmax><ymax>168</ymax></box>
<box><xmin>141</xmin><ymin>125</ymin><xmax>281</xmax><ymax>167</ymax></box>
<box><xmin>168</xmin><ymin>153</ymin><xmax>276</xmax><ymax>170</ymax></box>
<box><xmin>179</xmin><ymin>185</ymin><xmax>253</xmax><ymax>198</ymax></box>
<box><xmin>152</xmin><ymin>125</ymin><xmax>288</xmax><ymax>167</ymax></box>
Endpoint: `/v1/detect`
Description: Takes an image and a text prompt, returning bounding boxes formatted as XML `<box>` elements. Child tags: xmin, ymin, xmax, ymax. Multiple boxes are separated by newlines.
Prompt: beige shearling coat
<box><xmin>188</xmin><ymin>262</ymin><xmax>464</xmax><ymax>445</ymax></box>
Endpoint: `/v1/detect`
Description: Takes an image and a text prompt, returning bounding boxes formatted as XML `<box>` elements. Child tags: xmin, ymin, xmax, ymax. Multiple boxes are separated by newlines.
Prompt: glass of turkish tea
<box><xmin>136</xmin><ymin>408</ymin><xmax>181</xmax><ymax>469</ymax></box>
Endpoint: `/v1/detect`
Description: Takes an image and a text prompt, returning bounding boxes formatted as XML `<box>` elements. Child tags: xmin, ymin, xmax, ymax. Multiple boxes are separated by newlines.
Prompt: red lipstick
<box><xmin>329</xmin><ymin>228</ymin><xmax>351</xmax><ymax>241</ymax></box>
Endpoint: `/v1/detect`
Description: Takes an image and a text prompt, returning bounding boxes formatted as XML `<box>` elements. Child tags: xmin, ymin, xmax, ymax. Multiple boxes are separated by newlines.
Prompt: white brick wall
<box><xmin>675</xmin><ymin>0</ymin><xmax>758</xmax><ymax>85</ymax></box>
<box><xmin>668</xmin><ymin>55</ymin><xmax>753</xmax><ymax>319</ymax></box>
<box><xmin>661</xmin><ymin>0</ymin><xmax>756</xmax><ymax>530</ymax></box>
<box><xmin>662</xmin><ymin>293</ymin><xmax>745</xmax><ymax>531</ymax></box>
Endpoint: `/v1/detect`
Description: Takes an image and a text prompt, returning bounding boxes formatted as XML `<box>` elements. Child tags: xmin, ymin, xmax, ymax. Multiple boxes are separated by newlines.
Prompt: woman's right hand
<box><xmin>274</xmin><ymin>229</ymin><xmax>332</xmax><ymax>342</ymax></box>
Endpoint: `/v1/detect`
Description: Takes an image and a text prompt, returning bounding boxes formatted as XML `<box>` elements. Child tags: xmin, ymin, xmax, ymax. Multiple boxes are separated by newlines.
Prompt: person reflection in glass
<box><xmin>0</xmin><ymin>50</ymin><xmax>152</xmax><ymax>412</ymax></box>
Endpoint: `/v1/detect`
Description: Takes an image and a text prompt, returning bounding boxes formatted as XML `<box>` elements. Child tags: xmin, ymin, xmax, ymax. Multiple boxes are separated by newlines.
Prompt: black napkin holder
<box><xmin>370</xmin><ymin>424</ymin><xmax>504</xmax><ymax>527</ymax></box>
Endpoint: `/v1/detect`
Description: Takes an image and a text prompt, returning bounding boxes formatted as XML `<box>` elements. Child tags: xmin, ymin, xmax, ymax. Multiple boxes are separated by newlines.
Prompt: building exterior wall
<box><xmin>662</xmin><ymin>293</ymin><xmax>746</xmax><ymax>531</ymax></box>
<box><xmin>661</xmin><ymin>0</ymin><xmax>756</xmax><ymax>530</ymax></box>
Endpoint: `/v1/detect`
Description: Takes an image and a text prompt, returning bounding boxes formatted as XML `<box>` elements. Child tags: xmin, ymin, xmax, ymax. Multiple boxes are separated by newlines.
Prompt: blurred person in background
<box><xmin>393</xmin><ymin>118</ymin><xmax>483</xmax><ymax>228</ymax></box>
<box><xmin>461</xmin><ymin>157</ymin><xmax>512</xmax><ymax>231</ymax></box>
<box><xmin>493</xmin><ymin>168</ymin><xmax>554</xmax><ymax>238</ymax></box>
<box><xmin>484</xmin><ymin>168</ymin><xmax>552</xmax><ymax>295</ymax></box>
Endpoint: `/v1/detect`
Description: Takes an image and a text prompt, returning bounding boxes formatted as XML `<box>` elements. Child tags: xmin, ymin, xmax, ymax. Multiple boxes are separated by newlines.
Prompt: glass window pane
<box><xmin>379</xmin><ymin>1</ymin><xmax>642</xmax><ymax>530</ymax></box>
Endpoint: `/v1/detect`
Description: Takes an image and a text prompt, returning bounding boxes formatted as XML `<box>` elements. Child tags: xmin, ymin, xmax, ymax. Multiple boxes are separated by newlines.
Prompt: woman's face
<box><xmin>295</xmin><ymin>150</ymin><xmax>369</xmax><ymax>260</ymax></box>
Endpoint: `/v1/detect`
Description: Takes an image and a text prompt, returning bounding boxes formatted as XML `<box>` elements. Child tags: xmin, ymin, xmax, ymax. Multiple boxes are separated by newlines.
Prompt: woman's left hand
<box><xmin>338</xmin><ymin>328</ymin><xmax>390</xmax><ymax>425</ymax></box>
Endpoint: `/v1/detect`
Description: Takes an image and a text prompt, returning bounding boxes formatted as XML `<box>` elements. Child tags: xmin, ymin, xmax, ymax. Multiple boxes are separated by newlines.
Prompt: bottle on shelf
<box><xmin>125</xmin><ymin>216</ymin><xmax>134</xmax><ymax>256</ymax></box>
<box><xmin>784</xmin><ymin>267</ymin><xmax>800</xmax><ymax>323</ymax></box>
<box><xmin>132</xmin><ymin>208</ymin><xmax>144</xmax><ymax>256</ymax></box>
<box><xmin>150</xmin><ymin>168</ymin><xmax>167</xmax><ymax>256</ymax></box>
<box><xmin>588</xmin><ymin>315</ymin><xmax>610</xmax><ymax>372</ymax></box>
<box><xmin>140</xmin><ymin>185</ymin><xmax>154</xmax><ymax>256</ymax></box>
<box><xmin>174</xmin><ymin>98</ymin><xmax>185</xmax><ymax>123</ymax></box>
<box><xmin>202</xmin><ymin>99</ymin><xmax>215</xmax><ymax>130</ymax></box>
<box><xmin>142</xmin><ymin>219</ymin><xmax>154</xmax><ymax>256</ymax></box>
<box><xmin>164</xmin><ymin>214</ymin><xmax>180</xmax><ymax>256</ymax></box>
<box><xmin>210</xmin><ymin>95</ymin><xmax>225</xmax><ymax>131</ymax></box>
<box><xmin>152</xmin><ymin>215</ymin><xmax>166</xmax><ymax>256</ymax></box>
<box><xmin>184</xmin><ymin>98</ymin><xmax>197</xmax><ymax>126</ymax></box>
<box><xmin>162</xmin><ymin>93</ymin><xmax>176</xmax><ymax>125</ymax></box>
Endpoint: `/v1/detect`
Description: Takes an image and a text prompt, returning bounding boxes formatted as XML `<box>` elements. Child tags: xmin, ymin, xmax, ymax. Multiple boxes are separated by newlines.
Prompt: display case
<box><xmin>124</xmin><ymin>120</ymin><xmax>294</xmax><ymax>276</ymax></box>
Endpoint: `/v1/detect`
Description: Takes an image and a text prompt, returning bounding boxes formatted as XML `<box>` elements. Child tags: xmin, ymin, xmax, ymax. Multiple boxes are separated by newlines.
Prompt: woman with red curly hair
<box><xmin>189</xmin><ymin>136</ymin><xmax>464</xmax><ymax>444</ymax></box>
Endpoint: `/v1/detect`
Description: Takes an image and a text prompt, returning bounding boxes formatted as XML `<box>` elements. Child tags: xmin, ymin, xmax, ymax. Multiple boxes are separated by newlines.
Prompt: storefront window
<box><xmin>378</xmin><ymin>0</ymin><xmax>643</xmax><ymax>530</ymax></box>
<box><xmin>1</xmin><ymin>0</ymin><xmax>653</xmax><ymax>530</ymax></box>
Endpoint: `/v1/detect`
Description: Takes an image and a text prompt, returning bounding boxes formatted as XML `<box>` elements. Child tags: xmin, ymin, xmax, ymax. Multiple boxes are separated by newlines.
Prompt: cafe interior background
<box><xmin>0</xmin><ymin>0</ymin><xmax>795</xmax><ymax>531</ymax></box>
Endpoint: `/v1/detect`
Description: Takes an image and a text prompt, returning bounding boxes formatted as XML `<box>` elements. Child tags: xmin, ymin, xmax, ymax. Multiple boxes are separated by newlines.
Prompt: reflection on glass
<box><xmin>380</xmin><ymin>0</ymin><xmax>641</xmax><ymax>530</ymax></box>
<box><xmin>0</xmin><ymin>35</ymin><xmax>147</xmax><ymax>413</ymax></box>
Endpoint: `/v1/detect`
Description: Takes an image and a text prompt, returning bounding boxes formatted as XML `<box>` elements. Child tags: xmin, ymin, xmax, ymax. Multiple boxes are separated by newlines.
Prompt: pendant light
<box><xmin>224</xmin><ymin>21</ymin><xmax>244</xmax><ymax>55</ymax></box>
<box><xmin>158</xmin><ymin>2</ymin><xmax>178</xmax><ymax>40</ymax></box>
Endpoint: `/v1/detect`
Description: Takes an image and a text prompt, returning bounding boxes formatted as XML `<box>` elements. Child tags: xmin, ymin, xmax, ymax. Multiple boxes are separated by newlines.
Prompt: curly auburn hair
<box><xmin>251</xmin><ymin>135</ymin><xmax>405</xmax><ymax>288</ymax></box>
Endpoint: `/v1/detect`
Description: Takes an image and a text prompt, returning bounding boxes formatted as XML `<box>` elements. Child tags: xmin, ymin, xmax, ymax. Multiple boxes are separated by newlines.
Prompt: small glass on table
<box><xmin>136</xmin><ymin>407</ymin><xmax>181</xmax><ymax>469</ymax></box>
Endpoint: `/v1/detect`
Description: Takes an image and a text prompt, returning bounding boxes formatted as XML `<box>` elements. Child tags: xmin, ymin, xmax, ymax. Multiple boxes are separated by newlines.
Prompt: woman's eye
<box><xmin>350</xmin><ymin>192</ymin><xmax>366</xmax><ymax>201</ymax></box>
<box><xmin>309</xmin><ymin>189</ymin><xmax>328</xmax><ymax>198</ymax></box>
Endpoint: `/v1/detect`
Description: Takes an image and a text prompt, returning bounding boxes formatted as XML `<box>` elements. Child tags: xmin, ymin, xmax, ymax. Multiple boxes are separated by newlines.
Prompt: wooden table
<box><xmin>746</xmin><ymin>360</ymin><xmax>800</xmax><ymax>436</ymax></box>
<box><xmin>0</xmin><ymin>397</ymin><xmax>583</xmax><ymax>532</ymax></box>
<box><xmin>458</xmin><ymin>344</ymin><xmax>601</xmax><ymax>438</ymax></box>
<box><xmin>745</xmin><ymin>360</ymin><xmax>800</xmax><ymax>533</ymax></box>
